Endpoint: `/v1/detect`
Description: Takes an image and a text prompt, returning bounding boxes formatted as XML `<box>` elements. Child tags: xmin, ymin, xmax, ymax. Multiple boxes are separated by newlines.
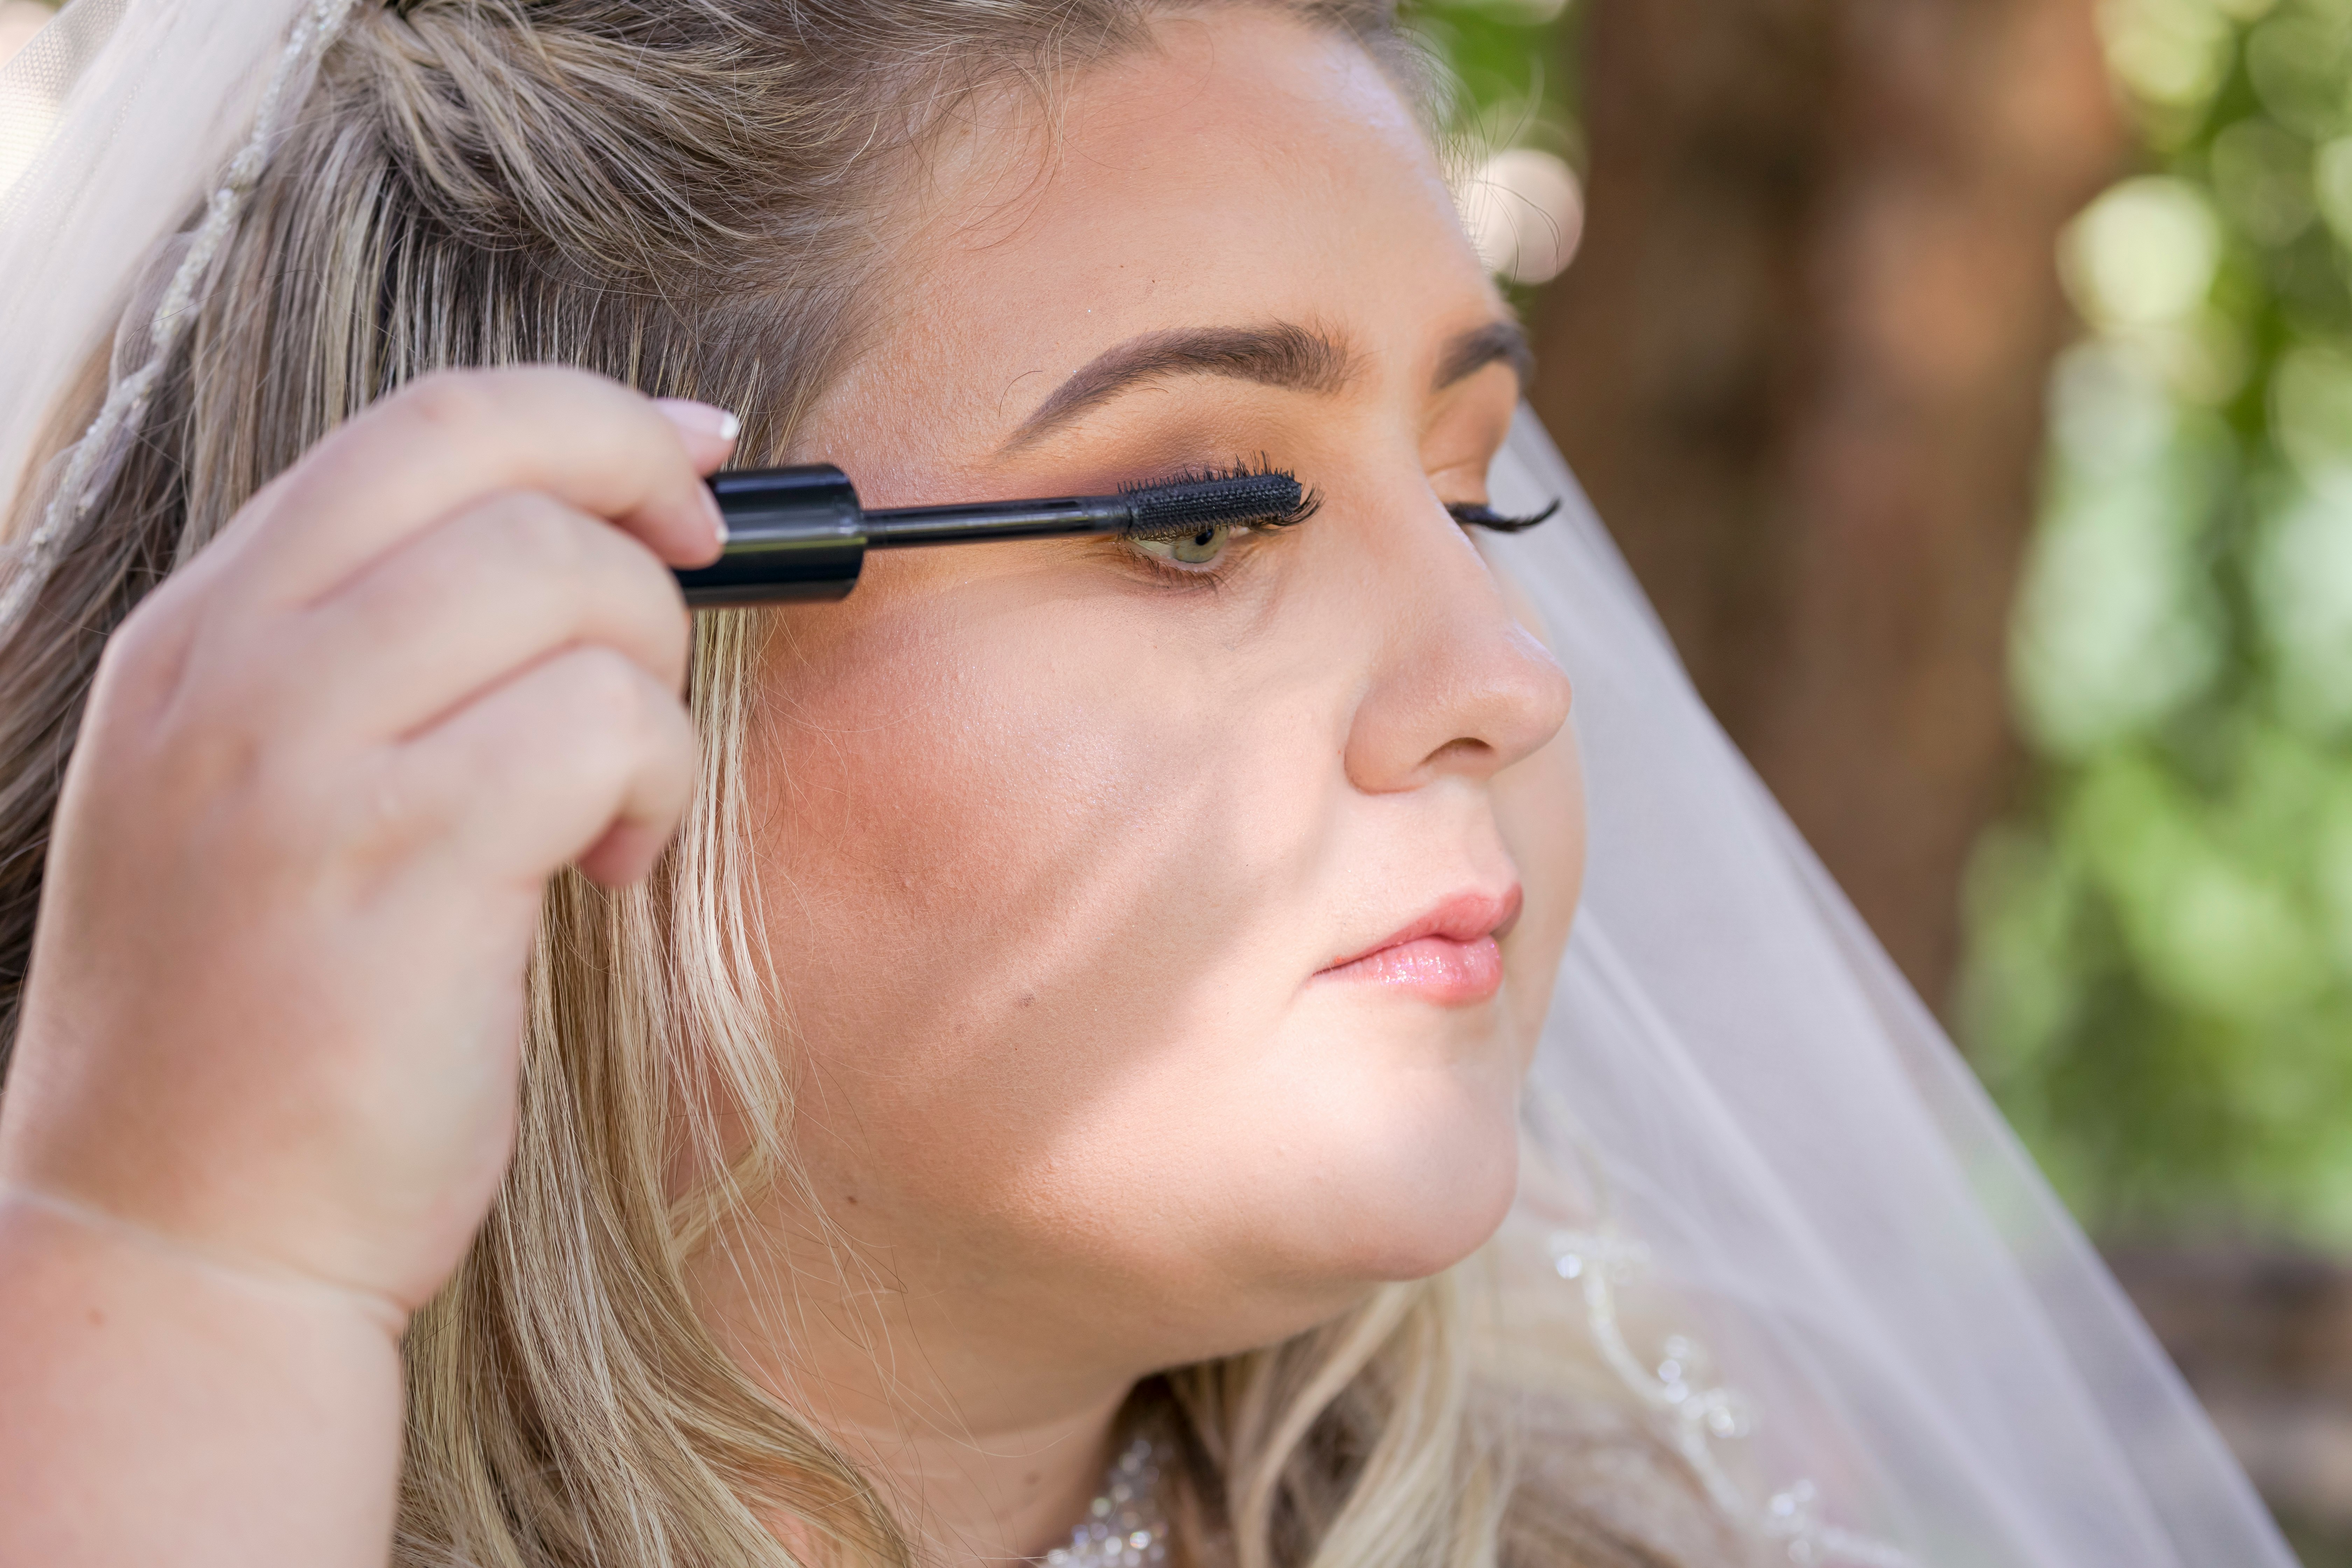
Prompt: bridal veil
<box><xmin>0</xmin><ymin>1</ymin><xmax>2303</xmax><ymax>1563</ymax></box>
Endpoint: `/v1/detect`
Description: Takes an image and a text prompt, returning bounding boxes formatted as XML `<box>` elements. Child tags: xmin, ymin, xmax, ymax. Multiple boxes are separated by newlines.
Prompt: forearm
<box><xmin>0</xmin><ymin>1192</ymin><xmax>406</xmax><ymax>1568</ymax></box>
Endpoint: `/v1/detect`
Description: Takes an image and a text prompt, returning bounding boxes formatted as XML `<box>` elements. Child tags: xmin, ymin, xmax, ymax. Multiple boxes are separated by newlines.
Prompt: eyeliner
<box><xmin>677</xmin><ymin>465</ymin><xmax>1307</xmax><ymax>606</ymax></box>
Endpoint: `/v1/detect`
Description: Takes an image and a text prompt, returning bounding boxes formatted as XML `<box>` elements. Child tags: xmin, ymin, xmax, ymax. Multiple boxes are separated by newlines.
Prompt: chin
<box><xmin>1151</xmin><ymin>1129</ymin><xmax>1520</xmax><ymax>1368</ymax></box>
<box><xmin>1277</xmin><ymin>1086</ymin><xmax>1526</xmax><ymax>1288</ymax></box>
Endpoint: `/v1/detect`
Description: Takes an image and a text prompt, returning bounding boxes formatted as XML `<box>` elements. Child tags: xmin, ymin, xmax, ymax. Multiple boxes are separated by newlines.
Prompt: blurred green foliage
<box><xmin>1410</xmin><ymin>0</ymin><xmax>1578</xmax><ymax>148</ymax></box>
<box><xmin>1965</xmin><ymin>0</ymin><xmax>2352</xmax><ymax>1244</ymax></box>
<box><xmin>1407</xmin><ymin>0</ymin><xmax>1580</xmax><ymax>305</ymax></box>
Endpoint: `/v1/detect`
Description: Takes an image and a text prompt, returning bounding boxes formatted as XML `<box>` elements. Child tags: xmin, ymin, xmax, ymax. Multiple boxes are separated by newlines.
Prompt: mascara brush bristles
<box><xmin>1119</xmin><ymin>462</ymin><xmax>1320</xmax><ymax>540</ymax></box>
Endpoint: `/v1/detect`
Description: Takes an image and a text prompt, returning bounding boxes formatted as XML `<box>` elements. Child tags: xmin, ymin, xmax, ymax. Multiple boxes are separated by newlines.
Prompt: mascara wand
<box><xmin>677</xmin><ymin>465</ymin><xmax>1306</xmax><ymax>606</ymax></box>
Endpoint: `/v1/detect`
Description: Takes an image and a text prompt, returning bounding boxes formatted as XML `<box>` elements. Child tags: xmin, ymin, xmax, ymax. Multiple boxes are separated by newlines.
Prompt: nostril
<box><xmin>1431</xmin><ymin>737</ymin><xmax>1498</xmax><ymax>769</ymax></box>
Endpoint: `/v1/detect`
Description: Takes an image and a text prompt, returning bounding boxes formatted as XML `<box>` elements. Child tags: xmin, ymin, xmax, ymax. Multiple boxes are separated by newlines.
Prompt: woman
<box><xmin>0</xmin><ymin>2</ymin><xmax>2300</xmax><ymax>1566</ymax></box>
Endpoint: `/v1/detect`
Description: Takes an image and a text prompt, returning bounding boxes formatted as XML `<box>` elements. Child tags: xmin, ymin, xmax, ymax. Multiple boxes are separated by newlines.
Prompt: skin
<box><xmin>0</xmin><ymin>8</ymin><xmax>1581</xmax><ymax>1568</ymax></box>
<box><xmin>697</xmin><ymin>12</ymin><xmax>1583</xmax><ymax>1560</ymax></box>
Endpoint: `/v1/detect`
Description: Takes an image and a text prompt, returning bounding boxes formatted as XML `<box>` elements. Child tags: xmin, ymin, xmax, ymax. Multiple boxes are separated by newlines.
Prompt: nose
<box><xmin>1342</xmin><ymin>491</ymin><xmax>1574</xmax><ymax>794</ymax></box>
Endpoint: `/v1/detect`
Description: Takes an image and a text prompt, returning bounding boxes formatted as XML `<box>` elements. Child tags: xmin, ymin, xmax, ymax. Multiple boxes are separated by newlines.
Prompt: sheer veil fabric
<box><xmin>1487</xmin><ymin>422</ymin><xmax>2295</xmax><ymax>1566</ymax></box>
<box><xmin>0</xmin><ymin>3</ymin><xmax>2302</xmax><ymax>1565</ymax></box>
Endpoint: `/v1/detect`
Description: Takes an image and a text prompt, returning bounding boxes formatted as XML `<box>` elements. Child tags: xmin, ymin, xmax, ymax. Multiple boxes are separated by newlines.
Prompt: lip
<box><xmin>1314</xmin><ymin>886</ymin><xmax>1523</xmax><ymax>1005</ymax></box>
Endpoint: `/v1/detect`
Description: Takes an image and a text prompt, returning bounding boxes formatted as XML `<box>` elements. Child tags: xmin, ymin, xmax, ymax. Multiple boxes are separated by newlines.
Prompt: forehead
<box><xmin>854</xmin><ymin>9</ymin><xmax>1495</xmax><ymax>461</ymax></box>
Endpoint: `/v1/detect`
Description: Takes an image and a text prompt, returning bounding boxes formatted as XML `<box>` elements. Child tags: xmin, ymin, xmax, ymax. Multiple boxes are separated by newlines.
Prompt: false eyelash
<box><xmin>1120</xmin><ymin>457</ymin><xmax>1324</xmax><ymax>532</ymax></box>
<box><xmin>1448</xmin><ymin>499</ymin><xmax>1562</xmax><ymax>533</ymax></box>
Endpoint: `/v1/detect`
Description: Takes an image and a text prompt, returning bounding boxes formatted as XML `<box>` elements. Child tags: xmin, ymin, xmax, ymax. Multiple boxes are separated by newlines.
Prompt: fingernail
<box><xmin>657</xmin><ymin>399</ymin><xmax>742</xmax><ymax>445</ymax></box>
<box><xmin>702</xmin><ymin>483</ymin><xmax>729</xmax><ymax>547</ymax></box>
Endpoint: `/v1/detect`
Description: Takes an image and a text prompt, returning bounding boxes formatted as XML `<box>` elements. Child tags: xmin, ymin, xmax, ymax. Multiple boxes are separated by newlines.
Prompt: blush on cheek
<box><xmin>740</xmin><ymin>564</ymin><xmax>1318</xmax><ymax>1182</ymax></box>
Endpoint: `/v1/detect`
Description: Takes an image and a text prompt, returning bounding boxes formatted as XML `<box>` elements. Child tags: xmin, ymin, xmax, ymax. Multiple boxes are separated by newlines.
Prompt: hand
<box><xmin>0</xmin><ymin>366</ymin><xmax>732</xmax><ymax>1315</ymax></box>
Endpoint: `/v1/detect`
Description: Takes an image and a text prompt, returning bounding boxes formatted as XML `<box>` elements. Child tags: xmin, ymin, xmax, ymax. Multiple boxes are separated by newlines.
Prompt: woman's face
<box><xmin>723</xmin><ymin>8</ymin><xmax>1582</xmax><ymax>1389</ymax></box>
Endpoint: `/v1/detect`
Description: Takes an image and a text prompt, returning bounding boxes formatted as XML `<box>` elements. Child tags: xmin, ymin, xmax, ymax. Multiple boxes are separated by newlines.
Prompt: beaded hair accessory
<box><xmin>0</xmin><ymin>0</ymin><xmax>362</xmax><ymax>628</ymax></box>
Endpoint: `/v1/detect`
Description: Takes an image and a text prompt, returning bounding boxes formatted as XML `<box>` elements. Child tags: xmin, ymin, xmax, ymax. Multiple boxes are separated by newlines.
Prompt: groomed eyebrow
<box><xmin>995</xmin><ymin>315</ymin><xmax>1532</xmax><ymax>457</ymax></box>
<box><xmin>1000</xmin><ymin>322</ymin><xmax>1361</xmax><ymax>455</ymax></box>
<box><xmin>1434</xmin><ymin>319</ymin><xmax>1534</xmax><ymax>394</ymax></box>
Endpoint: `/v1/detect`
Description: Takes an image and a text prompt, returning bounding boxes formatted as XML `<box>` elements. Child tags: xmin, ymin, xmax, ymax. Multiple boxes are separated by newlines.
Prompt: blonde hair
<box><xmin>0</xmin><ymin>4</ymin><xmax>1727</xmax><ymax>1564</ymax></box>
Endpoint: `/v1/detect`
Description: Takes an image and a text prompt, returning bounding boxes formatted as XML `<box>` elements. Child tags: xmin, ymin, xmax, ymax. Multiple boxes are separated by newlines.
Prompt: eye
<box><xmin>1131</xmin><ymin>523</ymin><xmax>1243</xmax><ymax>568</ymax></box>
<box><xmin>1115</xmin><ymin>461</ymin><xmax>1318</xmax><ymax>576</ymax></box>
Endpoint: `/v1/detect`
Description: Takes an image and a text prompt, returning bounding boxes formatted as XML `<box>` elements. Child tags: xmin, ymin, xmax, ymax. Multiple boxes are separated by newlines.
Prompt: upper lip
<box><xmin>1320</xmin><ymin>885</ymin><xmax>1524</xmax><ymax>972</ymax></box>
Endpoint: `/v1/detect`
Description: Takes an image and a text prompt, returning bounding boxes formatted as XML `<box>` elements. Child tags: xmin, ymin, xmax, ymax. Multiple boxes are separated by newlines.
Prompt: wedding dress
<box><xmin>0</xmin><ymin>2</ymin><xmax>2304</xmax><ymax>1562</ymax></box>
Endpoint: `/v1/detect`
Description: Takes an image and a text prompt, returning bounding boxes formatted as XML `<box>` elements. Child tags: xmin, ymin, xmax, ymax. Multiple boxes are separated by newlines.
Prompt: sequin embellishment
<box><xmin>1040</xmin><ymin>1437</ymin><xmax>1169</xmax><ymax>1568</ymax></box>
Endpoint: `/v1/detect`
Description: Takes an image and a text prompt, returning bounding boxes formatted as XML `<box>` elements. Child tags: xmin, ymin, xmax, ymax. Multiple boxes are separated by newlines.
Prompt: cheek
<box><xmin>736</xmin><ymin>565</ymin><xmax>1568</xmax><ymax>1346</ymax></box>
<box><xmin>743</xmin><ymin>573</ymin><xmax>1330</xmax><ymax>1203</ymax></box>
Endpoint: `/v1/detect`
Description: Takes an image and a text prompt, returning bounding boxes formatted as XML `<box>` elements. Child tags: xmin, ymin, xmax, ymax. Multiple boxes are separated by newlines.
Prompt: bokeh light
<box><xmin>1462</xmin><ymin>146</ymin><xmax>1584</xmax><ymax>286</ymax></box>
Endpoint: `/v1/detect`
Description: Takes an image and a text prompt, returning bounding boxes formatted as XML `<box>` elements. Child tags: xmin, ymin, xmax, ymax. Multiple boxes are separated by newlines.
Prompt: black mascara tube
<box><xmin>676</xmin><ymin>468</ymin><xmax>867</xmax><ymax>606</ymax></box>
<box><xmin>675</xmin><ymin>464</ymin><xmax>1304</xmax><ymax>607</ymax></box>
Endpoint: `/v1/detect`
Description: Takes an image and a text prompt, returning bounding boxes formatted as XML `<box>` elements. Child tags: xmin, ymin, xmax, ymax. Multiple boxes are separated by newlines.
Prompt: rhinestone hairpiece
<box><xmin>1548</xmin><ymin>1228</ymin><xmax>1923</xmax><ymax>1568</ymax></box>
<box><xmin>0</xmin><ymin>0</ymin><xmax>362</xmax><ymax>628</ymax></box>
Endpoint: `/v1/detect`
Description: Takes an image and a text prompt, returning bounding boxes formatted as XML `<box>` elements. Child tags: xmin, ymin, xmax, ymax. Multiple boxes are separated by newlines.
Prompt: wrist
<box><xmin>0</xmin><ymin>1180</ymin><xmax>411</xmax><ymax>1341</ymax></box>
<box><xmin>0</xmin><ymin>1189</ymin><xmax>408</xmax><ymax>1568</ymax></box>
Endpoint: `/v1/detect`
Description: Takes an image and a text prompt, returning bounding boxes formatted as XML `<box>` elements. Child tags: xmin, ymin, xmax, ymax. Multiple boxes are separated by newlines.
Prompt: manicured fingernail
<box><xmin>702</xmin><ymin>483</ymin><xmax>729</xmax><ymax>547</ymax></box>
<box><xmin>657</xmin><ymin>399</ymin><xmax>742</xmax><ymax>445</ymax></box>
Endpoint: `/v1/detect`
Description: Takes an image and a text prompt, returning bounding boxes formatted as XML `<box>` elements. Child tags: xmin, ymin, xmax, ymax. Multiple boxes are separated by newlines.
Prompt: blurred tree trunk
<box><xmin>1531</xmin><ymin>0</ymin><xmax>2124</xmax><ymax>1011</ymax></box>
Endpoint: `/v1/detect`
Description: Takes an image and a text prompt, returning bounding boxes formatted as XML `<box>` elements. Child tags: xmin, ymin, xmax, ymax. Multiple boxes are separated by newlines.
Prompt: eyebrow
<box><xmin>1000</xmin><ymin>322</ymin><xmax>1359</xmax><ymax>455</ymax></box>
<box><xmin>995</xmin><ymin>316</ymin><xmax>1533</xmax><ymax>456</ymax></box>
<box><xmin>1434</xmin><ymin>319</ymin><xmax>1534</xmax><ymax>396</ymax></box>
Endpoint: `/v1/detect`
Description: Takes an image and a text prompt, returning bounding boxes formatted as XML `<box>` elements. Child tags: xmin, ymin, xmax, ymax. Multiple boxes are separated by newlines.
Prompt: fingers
<box><xmin>113</xmin><ymin>366</ymin><xmax>727</xmax><ymax>894</ymax></box>
<box><xmin>651</xmin><ymin>398</ymin><xmax>743</xmax><ymax>475</ymax></box>
<box><xmin>296</xmin><ymin>490</ymin><xmax>692</xmax><ymax>742</ymax></box>
<box><xmin>394</xmin><ymin>645</ymin><xmax>700</xmax><ymax>890</ymax></box>
<box><xmin>224</xmin><ymin>368</ymin><xmax>732</xmax><ymax>611</ymax></box>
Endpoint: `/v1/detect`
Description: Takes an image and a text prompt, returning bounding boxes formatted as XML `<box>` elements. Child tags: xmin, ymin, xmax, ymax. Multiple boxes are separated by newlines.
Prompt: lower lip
<box><xmin>1316</xmin><ymin>934</ymin><xmax>1504</xmax><ymax>1004</ymax></box>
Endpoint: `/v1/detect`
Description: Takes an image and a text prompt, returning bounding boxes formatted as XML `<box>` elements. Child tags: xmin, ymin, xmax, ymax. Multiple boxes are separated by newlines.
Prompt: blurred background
<box><xmin>4</xmin><ymin>0</ymin><xmax>2350</xmax><ymax>1554</ymax></box>
<box><xmin>1430</xmin><ymin>0</ymin><xmax>2352</xmax><ymax>1556</ymax></box>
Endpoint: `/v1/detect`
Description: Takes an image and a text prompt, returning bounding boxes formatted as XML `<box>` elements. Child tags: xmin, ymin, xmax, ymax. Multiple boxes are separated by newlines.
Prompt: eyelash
<box><xmin>1126</xmin><ymin>460</ymin><xmax>1327</xmax><ymax>532</ymax></box>
<box><xmin>1116</xmin><ymin>463</ymin><xmax>1560</xmax><ymax>586</ymax></box>
<box><xmin>1447</xmin><ymin>499</ymin><xmax>1562</xmax><ymax>533</ymax></box>
<box><xmin>1114</xmin><ymin>460</ymin><xmax>1317</xmax><ymax>587</ymax></box>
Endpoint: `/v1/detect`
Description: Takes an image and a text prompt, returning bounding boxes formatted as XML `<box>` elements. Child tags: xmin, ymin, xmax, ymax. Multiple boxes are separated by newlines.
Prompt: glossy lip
<box><xmin>1314</xmin><ymin>886</ymin><xmax>1524</xmax><ymax>1005</ymax></box>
